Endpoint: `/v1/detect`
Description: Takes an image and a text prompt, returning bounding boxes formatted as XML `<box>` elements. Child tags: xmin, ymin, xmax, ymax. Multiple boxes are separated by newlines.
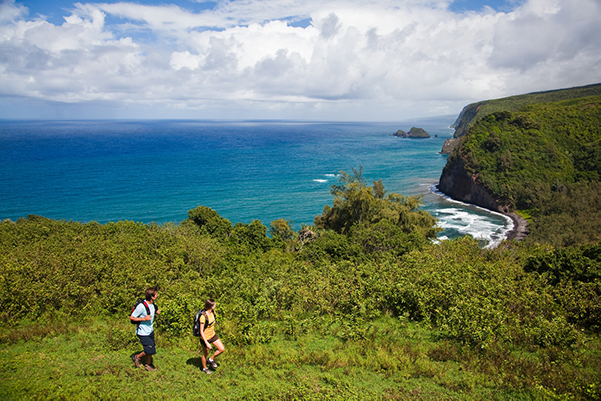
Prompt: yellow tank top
<box><xmin>199</xmin><ymin>311</ymin><xmax>216</xmax><ymax>339</ymax></box>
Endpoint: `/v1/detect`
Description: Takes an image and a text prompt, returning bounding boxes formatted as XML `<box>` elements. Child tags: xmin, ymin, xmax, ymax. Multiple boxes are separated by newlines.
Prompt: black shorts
<box><xmin>138</xmin><ymin>331</ymin><xmax>156</xmax><ymax>355</ymax></box>
<box><xmin>201</xmin><ymin>334</ymin><xmax>219</xmax><ymax>348</ymax></box>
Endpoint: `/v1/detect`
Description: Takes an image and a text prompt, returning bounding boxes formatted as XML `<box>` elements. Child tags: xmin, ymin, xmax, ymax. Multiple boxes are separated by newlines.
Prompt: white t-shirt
<box><xmin>131</xmin><ymin>301</ymin><xmax>156</xmax><ymax>336</ymax></box>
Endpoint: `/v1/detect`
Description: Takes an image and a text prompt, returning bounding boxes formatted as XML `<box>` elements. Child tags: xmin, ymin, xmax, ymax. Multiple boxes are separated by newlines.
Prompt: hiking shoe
<box><xmin>208</xmin><ymin>359</ymin><xmax>218</xmax><ymax>369</ymax></box>
<box><xmin>131</xmin><ymin>355</ymin><xmax>142</xmax><ymax>368</ymax></box>
<box><xmin>144</xmin><ymin>364</ymin><xmax>157</xmax><ymax>371</ymax></box>
<box><xmin>202</xmin><ymin>368</ymin><xmax>212</xmax><ymax>375</ymax></box>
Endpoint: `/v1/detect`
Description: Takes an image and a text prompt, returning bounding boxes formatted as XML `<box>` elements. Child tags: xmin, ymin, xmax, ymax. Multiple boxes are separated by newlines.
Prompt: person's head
<box><xmin>204</xmin><ymin>298</ymin><xmax>216</xmax><ymax>311</ymax></box>
<box><xmin>145</xmin><ymin>287</ymin><xmax>158</xmax><ymax>301</ymax></box>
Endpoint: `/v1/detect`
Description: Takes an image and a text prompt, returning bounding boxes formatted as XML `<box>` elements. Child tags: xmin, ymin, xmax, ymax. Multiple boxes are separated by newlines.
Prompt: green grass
<box><xmin>1</xmin><ymin>217</ymin><xmax>600</xmax><ymax>400</ymax></box>
<box><xmin>2</xmin><ymin>316</ymin><xmax>596</xmax><ymax>400</ymax></box>
<box><xmin>452</xmin><ymin>83</ymin><xmax>601</xmax><ymax>138</ymax></box>
<box><xmin>515</xmin><ymin>210</ymin><xmax>533</xmax><ymax>223</ymax></box>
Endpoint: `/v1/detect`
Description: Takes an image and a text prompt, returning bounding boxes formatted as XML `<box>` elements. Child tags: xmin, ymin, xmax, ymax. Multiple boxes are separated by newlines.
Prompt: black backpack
<box><xmin>193</xmin><ymin>309</ymin><xmax>216</xmax><ymax>337</ymax></box>
<box><xmin>130</xmin><ymin>298</ymin><xmax>159</xmax><ymax>325</ymax></box>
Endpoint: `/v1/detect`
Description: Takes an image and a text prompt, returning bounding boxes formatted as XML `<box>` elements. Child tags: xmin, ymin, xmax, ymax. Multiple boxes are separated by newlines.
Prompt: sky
<box><xmin>0</xmin><ymin>0</ymin><xmax>600</xmax><ymax>121</ymax></box>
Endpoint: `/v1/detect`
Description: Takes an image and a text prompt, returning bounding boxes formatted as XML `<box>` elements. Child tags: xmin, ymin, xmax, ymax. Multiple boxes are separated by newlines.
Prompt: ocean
<box><xmin>0</xmin><ymin>118</ymin><xmax>512</xmax><ymax>247</ymax></box>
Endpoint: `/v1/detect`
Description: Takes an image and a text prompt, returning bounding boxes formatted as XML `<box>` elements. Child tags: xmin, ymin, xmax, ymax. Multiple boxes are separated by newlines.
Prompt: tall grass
<box><xmin>1</xmin><ymin>315</ymin><xmax>599</xmax><ymax>400</ymax></box>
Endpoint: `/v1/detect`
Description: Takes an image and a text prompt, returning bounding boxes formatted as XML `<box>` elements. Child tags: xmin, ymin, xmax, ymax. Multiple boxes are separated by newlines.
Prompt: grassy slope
<box><xmin>1</xmin><ymin>179</ymin><xmax>600</xmax><ymax>399</ymax></box>
<box><xmin>3</xmin><ymin>317</ymin><xmax>595</xmax><ymax>400</ymax></box>
<box><xmin>1</xmin><ymin>216</ymin><xmax>600</xmax><ymax>399</ymax></box>
<box><xmin>452</xmin><ymin>83</ymin><xmax>601</xmax><ymax>138</ymax></box>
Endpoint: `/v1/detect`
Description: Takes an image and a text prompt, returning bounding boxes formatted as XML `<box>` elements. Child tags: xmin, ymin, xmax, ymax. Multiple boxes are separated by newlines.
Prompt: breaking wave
<box><xmin>429</xmin><ymin>184</ymin><xmax>513</xmax><ymax>248</ymax></box>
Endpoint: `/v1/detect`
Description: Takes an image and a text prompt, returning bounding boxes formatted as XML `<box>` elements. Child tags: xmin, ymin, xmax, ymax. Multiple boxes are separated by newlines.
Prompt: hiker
<box><xmin>130</xmin><ymin>287</ymin><xmax>160</xmax><ymax>371</ymax></box>
<box><xmin>200</xmin><ymin>298</ymin><xmax>225</xmax><ymax>374</ymax></box>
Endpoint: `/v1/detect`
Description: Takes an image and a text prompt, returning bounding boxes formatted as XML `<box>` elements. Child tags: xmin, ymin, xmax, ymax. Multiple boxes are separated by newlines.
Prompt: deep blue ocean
<box><xmin>0</xmin><ymin>118</ymin><xmax>512</xmax><ymax>247</ymax></box>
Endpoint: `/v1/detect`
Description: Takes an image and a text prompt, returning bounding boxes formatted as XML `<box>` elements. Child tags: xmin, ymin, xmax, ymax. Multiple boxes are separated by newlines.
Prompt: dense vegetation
<box><xmin>1</xmin><ymin>171</ymin><xmax>600</xmax><ymax>399</ymax></box>
<box><xmin>446</xmin><ymin>96</ymin><xmax>601</xmax><ymax>247</ymax></box>
<box><xmin>452</xmin><ymin>83</ymin><xmax>601</xmax><ymax>138</ymax></box>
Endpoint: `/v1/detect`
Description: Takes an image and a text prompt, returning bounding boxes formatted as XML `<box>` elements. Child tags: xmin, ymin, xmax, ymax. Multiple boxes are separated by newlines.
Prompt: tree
<box><xmin>187</xmin><ymin>206</ymin><xmax>232</xmax><ymax>238</ymax></box>
<box><xmin>314</xmin><ymin>167</ymin><xmax>440</xmax><ymax>239</ymax></box>
<box><xmin>230</xmin><ymin>220</ymin><xmax>273</xmax><ymax>253</ymax></box>
<box><xmin>269</xmin><ymin>219</ymin><xmax>295</xmax><ymax>241</ymax></box>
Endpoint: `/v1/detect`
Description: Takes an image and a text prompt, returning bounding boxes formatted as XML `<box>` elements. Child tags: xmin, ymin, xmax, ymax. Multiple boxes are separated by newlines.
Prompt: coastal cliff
<box><xmin>438</xmin><ymin>156</ymin><xmax>530</xmax><ymax>240</ymax></box>
<box><xmin>438</xmin><ymin>157</ymin><xmax>504</xmax><ymax>212</ymax></box>
<box><xmin>440</xmin><ymin>138</ymin><xmax>460</xmax><ymax>154</ymax></box>
<box><xmin>437</xmin><ymin>87</ymin><xmax>601</xmax><ymax>245</ymax></box>
<box><xmin>450</xmin><ymin>83</ymin><xmax>601</xmax><ymax>139</ymax></box>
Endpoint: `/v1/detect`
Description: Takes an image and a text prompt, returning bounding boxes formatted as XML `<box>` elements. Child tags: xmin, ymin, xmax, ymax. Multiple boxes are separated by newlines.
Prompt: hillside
<box><xmin>1</xmin><ymin>171</ymin><xmax>600</xmax><ymax>399</ymax></box>
<box><xmin>451</xmin><ymin>83</ymin><xmax>601</xmax><ymax>139</ymax></box>
<box><xmin>439</xmin><ymin>95</ymin><xmax>601</xmax><ymax>246</ymax></box>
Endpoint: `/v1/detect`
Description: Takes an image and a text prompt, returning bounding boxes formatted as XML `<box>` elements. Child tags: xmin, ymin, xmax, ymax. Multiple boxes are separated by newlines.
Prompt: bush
<box><xmin>187</xmin><ymin>205</ymin><xmax>232</xmax><ymax>238</ymax></box>
<box><xmin>154</xmin><ymin>293</ymin><xmax>202</xmax><ymax>338</ymax></box>
<box><xmin>349</xmin><ymin>220</ymin><xmax>426</xmax><ymax>258</ymax></box>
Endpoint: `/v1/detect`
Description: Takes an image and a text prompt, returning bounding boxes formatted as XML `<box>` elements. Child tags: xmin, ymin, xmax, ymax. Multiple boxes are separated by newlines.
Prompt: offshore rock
<box><xmin>393</xmin><ymin>127</ymin><xmax>430</xmax><ymax>138</ymax></box>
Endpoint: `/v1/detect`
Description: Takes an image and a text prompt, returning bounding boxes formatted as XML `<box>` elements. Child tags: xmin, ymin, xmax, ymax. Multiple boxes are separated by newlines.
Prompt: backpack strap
<box><xmin>201</xmin><ymin>311</ymin><xmax>215</xmax><ymax>330</ymax></box>
<box><xmin>143</xmin><ymin>300</ymin><xmax>151</xmax><ymax>316</ymax></box>
<box><xmin>135</xmin><ymin>301</ymin><xmax>152</xmax><ymax>329</ymax></box>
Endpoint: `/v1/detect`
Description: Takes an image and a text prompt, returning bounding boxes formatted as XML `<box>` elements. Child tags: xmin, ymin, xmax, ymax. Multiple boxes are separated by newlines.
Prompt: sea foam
<box><xmin>430</xmin><ymin>184</ymin><xmax>513</xmax><ymax>248</ymax></box>
<box><xmin>0</xmin><ymin>118</ymin><xmax>508</xmax><ymax>245</ymax></box>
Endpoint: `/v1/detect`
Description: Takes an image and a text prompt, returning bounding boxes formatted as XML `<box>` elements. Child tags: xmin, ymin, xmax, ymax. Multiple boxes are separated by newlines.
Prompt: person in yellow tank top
<box><xmin>200</xmin><ymin>299</ymin><xmax>225</xmax><ymax>374</ymax></box>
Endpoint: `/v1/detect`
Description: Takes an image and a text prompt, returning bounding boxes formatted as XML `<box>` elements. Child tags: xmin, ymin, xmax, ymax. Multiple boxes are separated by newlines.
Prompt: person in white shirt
<box><xmin>130</xmin><ymin>287</ymin><xmax>160</xmax><ymax>371</ymax></box>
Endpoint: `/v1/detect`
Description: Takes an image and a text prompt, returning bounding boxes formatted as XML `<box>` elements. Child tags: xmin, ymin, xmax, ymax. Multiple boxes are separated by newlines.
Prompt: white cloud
<box><xmin>170</xmin><ymin>50</ymin><xmax>202</xmax><ymax>70</ymax></box>
<box><xmin>490</xmin><ymin>0</ymin><xmax>601</xmax><ymax>70</ymax></box>
<box><xmin>0</xmin><ymin>0</ymin><xmax>600</xmax><ymax>120</ymax></box>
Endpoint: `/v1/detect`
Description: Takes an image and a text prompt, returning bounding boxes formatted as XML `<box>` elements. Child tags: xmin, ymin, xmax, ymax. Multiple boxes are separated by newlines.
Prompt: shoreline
<box><xmin>504</xmin><ymin>212</ymin><xmax>529</xmax><ymax>241</ymax></box>
<box><xmin>430</xmin><ymin>184</ymin><xmax>529</xmax><ymax>244</ymax></box>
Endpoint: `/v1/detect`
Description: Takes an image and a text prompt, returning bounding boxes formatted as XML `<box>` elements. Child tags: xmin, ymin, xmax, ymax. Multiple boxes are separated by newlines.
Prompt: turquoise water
<box><xmin>0</xmin><ymin>118</ymin><xmax>511</xmax><ymax>246</ymax></box>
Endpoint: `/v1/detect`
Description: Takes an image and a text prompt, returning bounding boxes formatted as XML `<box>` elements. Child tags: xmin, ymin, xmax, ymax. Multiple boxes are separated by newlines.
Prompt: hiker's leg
<box><xmin>201</xmin><ymin>345</ymin><xmax>209</xmax><ymax>369</ymax></box>
<box><xmin>139</xmin><ymin>332</ymin><xmax>156</xmax><ymax>366</ymax></box>
<box><xmin>136</xmin><ymin>336</ymin><xmax>147</xmax><ymax>361</ymax></box>
<box><xmin>210</xmin><ymin>339</ymin><xmax>225</xmax><ymax>360</ymax></box>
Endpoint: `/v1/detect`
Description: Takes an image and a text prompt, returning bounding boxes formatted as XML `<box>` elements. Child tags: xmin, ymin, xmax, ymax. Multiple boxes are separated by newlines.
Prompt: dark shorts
<box><xmin>201</xmin><ymin>334</ymin><xmax>219</xmax><ymax>348</ymax></box>
<box><xmin>138</xmin><ymin>331</ymin><xmax>156</xmax><ymax>355</ymax></box>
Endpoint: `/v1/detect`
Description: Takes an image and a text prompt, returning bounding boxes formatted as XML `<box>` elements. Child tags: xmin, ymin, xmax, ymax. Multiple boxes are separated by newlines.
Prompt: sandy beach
<box><xmin>504</xmin><ymin>213</ymin><xmax>529</xmax><ymax>241</ymax></box>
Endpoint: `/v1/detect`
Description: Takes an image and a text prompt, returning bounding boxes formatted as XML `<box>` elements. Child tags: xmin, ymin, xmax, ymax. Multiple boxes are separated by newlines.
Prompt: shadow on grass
<box><xmin>186</xmin><ymin>357</ymin><xmax>204</xmax><ymax>369</ymax></box>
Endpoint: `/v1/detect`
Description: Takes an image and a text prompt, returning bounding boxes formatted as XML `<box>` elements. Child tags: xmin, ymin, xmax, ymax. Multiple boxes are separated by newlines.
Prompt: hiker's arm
<box><xmin>130</xmin><ymin>315</ymin><xmax>152</xmax><ymax>322</ymax></box>
<box><xmin>200</xmin><ymin>322</ymin><xmax>212</xmax><ymax>348</ymax></box>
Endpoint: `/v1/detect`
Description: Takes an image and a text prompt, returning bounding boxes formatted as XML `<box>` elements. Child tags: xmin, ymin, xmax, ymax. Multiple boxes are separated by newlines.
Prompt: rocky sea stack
<box><xmin>393</xmin><ymin>127</ymin><xmax>430</xmax><ymax>138</ymax></box>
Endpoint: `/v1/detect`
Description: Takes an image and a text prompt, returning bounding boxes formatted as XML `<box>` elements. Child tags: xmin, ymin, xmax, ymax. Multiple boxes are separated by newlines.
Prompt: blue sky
<box><xmin>19</xmin><ymin>0</ymin><xmax>220</xmax><ymax>25</ymax></box>
<box><xmin>1</xmin><ymin>0</ymin><xmax>599</xmax><ymax>120</ymax></box>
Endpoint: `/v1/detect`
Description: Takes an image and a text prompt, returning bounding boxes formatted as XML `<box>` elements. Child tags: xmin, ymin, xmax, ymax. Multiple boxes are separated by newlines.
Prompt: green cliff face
<box><xmin>451</xmin><ymin>83</ymin><xmax>601</xmax><ymax>138</ymax></box>
<box><xmin>439</xmin><ymin>95</ymin><xmax>601</xmax><ymax>246</ymax></box>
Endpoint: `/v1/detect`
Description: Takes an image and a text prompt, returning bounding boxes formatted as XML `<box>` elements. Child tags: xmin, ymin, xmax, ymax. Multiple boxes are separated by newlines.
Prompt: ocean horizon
<box><xmin>0</xmin><ymin>118</ymin><xmax>511</xmax><ymax>247</ymax></box>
